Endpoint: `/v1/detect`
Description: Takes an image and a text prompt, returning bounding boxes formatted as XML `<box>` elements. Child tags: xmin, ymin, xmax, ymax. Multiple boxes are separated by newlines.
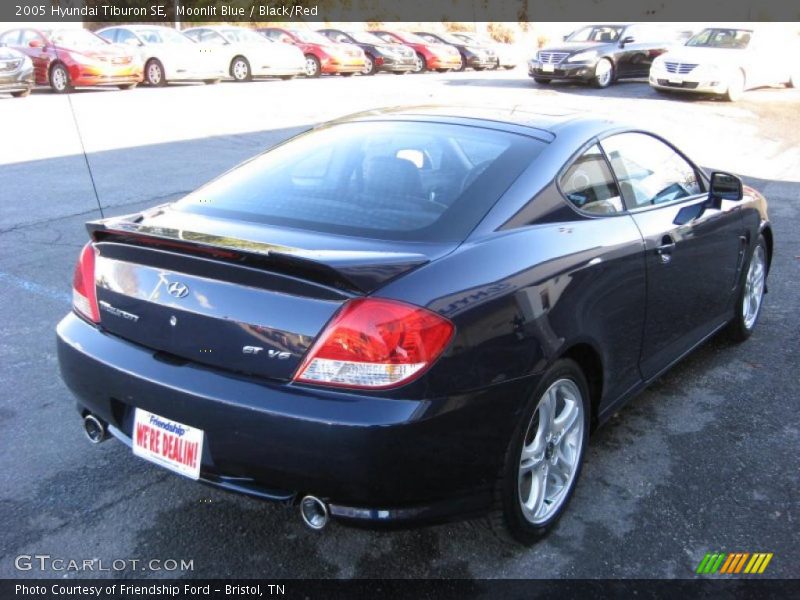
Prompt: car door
<box><xmin>615</xmin><ymin>25</ymin><xmax>661</xmax><ymax>78</ymax></box>
<box><xmin>600</xmin><ymin>132</ymin><xmax>746</xmax><ymax>379</ymax></box>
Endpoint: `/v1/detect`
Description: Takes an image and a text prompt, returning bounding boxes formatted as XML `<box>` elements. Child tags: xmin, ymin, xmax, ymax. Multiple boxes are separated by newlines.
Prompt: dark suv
<box><xmin>529</xmin><ymin>24</ymin><xmax>677</xmax><ymax>88</ymax></box>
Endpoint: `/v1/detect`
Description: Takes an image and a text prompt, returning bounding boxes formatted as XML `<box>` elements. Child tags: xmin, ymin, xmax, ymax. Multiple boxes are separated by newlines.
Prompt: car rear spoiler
<box><xmin>86</xmin><ymin>217</ymin><xmax>429</xmax><ymax>295</ymax></box>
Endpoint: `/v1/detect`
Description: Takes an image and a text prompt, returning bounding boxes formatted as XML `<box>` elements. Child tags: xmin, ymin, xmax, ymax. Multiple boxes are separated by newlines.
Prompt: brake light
<box><xmin>72</xmin><ymin>242</ymin><xmax>100</xmax><ymax>323</ymax></box>
<box><xmin>294</xmin><ymin>298</ymin><xmax>454</xmax><ymax>389</ymax></box>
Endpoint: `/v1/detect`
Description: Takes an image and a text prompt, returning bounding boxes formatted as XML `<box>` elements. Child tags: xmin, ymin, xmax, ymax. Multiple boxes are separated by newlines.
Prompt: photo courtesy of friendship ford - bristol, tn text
<box><xmin>1</xmin><ymin>0</ymin><xmax>798</xmax><ymax>595</ymax></box>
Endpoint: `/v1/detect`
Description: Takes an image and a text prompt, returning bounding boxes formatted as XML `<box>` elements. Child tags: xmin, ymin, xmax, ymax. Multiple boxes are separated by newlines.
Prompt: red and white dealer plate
<box><xmin>132</xmin><ymin>408</ymin><xmax>204</xmax><ymax>480</ymax></box>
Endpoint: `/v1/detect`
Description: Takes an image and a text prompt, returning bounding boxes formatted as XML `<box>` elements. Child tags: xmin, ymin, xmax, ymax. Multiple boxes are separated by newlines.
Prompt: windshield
<box><xmin>291</xmin><ymin>30</ymin><xmax>329</xmax><ymax>44</ymax></box>
<box><xmin>47</xmin><ymin>29</ymin><xmax>108</xmax><ymax>47</ymax></box>
<box><xmin>686</xmin><ymin>28</ymin><xmax>752</xmax><ymax>49</ymax></box>
<box><xmin>175</xmin><ymin>121</ymin><xmax>543</xmax><ymax>243</ymax></box>
<box><xmin>566</xmin><ymin>25</ymin><xmax>624</xmax><ymax>43</ymax></box>
<box><xmin>137</xmin><ymin>28</ymin><xmax>192</xmax><ymax>44</ymax></box>
<box><xmin>436</xmin><ymin>32</ymin><xmax>467</xmax><ymax>45</ymax></box>
<box><xmin>348</xmin><ymin>31</ymin><xmax>385</xmax><ymax>45</ymax></box>
<box><xmin>221</xmin><ymin>28</ymin><xmax>266</xmax><ymax>44</ymax></box>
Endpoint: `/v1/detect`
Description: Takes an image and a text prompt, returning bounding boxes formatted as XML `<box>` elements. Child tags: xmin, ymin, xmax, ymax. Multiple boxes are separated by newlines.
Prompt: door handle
<box><xmin>656</xmin><ymin>235</ymin><xmax>675</xmax><ymax>264</ymax></box>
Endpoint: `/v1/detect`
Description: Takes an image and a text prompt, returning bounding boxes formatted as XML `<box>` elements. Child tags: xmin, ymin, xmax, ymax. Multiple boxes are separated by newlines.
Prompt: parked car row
<box><xmin>528</xmin><ymin>23</ymin><xmax>800</xmax><ymax>101</ymax></box>
<box><xmin>0</xmin><ymin>25</ymin><xmax>520</xmax><ymax>96</ymax></box>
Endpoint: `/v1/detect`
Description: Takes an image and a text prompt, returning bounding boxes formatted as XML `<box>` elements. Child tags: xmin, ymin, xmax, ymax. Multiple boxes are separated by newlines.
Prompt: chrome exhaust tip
<box><xmin>299</xmin><ymin>495</ymin><xmax>329</xmax><ymax>530</ymax></box>
<box><xmin>83</xmin><ymin>414</ymin><xmax>108</xmax><ymax>444</ymax></box>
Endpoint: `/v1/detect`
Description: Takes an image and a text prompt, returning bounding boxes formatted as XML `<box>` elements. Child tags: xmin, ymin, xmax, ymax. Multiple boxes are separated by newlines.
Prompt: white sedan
<box><xmin>650</xmin><ymin>25</ymin><xmax>800</xmax><ymax>101</ymax></box>
<box><xmin>97</xmin><ymin>25</ymin><xmax>226</xmax><ymax>86</ymax></box>
<box><xmin>183</xmin><ymin>26</ymin><xmax>306</xmax><ymax>81</ymax></box>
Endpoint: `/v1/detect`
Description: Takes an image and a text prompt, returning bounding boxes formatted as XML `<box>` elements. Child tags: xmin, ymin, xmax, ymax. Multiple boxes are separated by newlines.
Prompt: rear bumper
<box><xmin>57</xmin><ymin>313</ymin><xmax>530</xmax><ymax>526</ymax></box>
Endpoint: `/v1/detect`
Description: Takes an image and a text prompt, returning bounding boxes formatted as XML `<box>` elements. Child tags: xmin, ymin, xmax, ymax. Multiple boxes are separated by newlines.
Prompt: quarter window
<box><xmin>559</xmin><ymin>144</ymin><xmax>623</xmax><ymax>215</ymax></box>
<box><xmin>601</xmin><ymin>133</ymin><xmax>703</xmax><ymax>209</ymax></box>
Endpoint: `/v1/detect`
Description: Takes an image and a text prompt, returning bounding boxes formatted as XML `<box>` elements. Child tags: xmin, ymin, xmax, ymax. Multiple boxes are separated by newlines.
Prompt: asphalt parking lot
<box><xmin>1</xmin><ymin>69</ymin><xmax>798</xmax><ymax>579</ymax></box>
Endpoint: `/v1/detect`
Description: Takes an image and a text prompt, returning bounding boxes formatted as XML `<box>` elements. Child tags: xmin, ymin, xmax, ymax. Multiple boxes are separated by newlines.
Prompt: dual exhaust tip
<box><xmin>81</xmin><ymin>413</ymin><xmax>330</xmax><ymax>530</ymax></box>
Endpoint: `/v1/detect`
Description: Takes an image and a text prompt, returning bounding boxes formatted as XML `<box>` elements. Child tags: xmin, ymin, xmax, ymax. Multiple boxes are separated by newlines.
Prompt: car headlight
<box><xmin>652</xmin><ymin>56</ymin><xmax>666</xmax><ymax>69</ymax></box>
<box><xmin>696</xmin><ymin>63</ymin><xmax>721</xmax><ymax>77</ymax></box>
<box><xmin>567</xmin><ymin>50</ymin><xmax>598</xmax><ymax>63</ymax></box>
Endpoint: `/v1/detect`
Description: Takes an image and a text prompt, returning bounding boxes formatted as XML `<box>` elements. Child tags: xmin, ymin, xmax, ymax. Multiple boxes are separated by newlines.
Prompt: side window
<box><xmin>201</xmin><ymin>31</ymin><xmax>226</xmax><ymax>45</ymax></box>
<box><xmin>115</xmin><ymin>30</ymin><xmax>139</xmax><ymax>46</ymax></box>
<box><xmin>559</xmin><ymin>144</ymin><xmax>623</xmax><ymax>215</ymax></box>
<box><xmin>98</xmin><ymin>29</ymin><xmax>118</xmax><ymax>43</ymax></box>
<box><xmin>601</xmin><ymin>133</ymin><xmax>703</xmax><ymax>209</ymax></box>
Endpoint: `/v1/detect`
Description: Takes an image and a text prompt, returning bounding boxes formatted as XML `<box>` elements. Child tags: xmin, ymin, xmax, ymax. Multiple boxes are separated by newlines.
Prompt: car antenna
<box><xmin>66</xmin><ymin>94</ymin><xmax>105</xmax><ymax>218</ymax></box>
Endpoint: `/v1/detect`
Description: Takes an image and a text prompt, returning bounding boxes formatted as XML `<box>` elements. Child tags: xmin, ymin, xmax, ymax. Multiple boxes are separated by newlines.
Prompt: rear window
<box><xmin>175</xmin><ymin>121</ymin><xmax>544</xmax><ymax>242</ymax></box>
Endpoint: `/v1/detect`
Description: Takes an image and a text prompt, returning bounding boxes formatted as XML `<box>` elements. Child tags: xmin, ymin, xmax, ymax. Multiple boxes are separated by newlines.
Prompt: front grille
<box><xmin>664</xmin><ymin>61</ymin><xmax>697</xmax><ymax>74</ymax></box>
<box><xmin>0</xmin><ymin>59</ymin><xmax>22</xmax><ymax>72</ymax></box>
<box><xmin>657</xmin><ymin>79</ymin><xmax>699</xmax><ymax>89</ymax></box>
<box><xmin>538</xmin><ymin>51</ymin><xmax>570</xmax><ymax>64</ymax></box>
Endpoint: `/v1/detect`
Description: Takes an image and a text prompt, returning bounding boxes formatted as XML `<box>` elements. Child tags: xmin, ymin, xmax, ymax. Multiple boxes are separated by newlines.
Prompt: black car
<box><xmin>529</xmin><ymin>23</ymin><xmax>677</xmax><ymax>87</ymax></box>
<box><xmin>0</xmin><ymin>45</ymin><xmax>34</xmax><ymax>97</ymax></box>
<box><xmin>57</xmin><ymin>106</ymin><xmax>772</xmax><ymax>544</ymax></box>
<box><xmin>317</xmin><ymin>29</ymin><xmax>416</xmax><ymax>75</ymax></box>
<box><xmin>414</xmin><ymin>31</ymin><xmax>497</xmax><ymax>71</ymax></box>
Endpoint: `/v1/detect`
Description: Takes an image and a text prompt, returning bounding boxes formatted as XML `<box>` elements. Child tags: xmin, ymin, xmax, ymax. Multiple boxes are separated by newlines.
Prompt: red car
<box><xmin>0</xmin><ymin>27</ymin><xmax>142</xmax><ymax>93</ymax></box>
<box><xmin>257</xmin><ymin>27</ymin><xmax>365</xmax><ymax>78</ymax></box>
<box><xmin>372</xmin><ymin>30</ymin><xmax>463</xmax><ymax>73</ymax></box>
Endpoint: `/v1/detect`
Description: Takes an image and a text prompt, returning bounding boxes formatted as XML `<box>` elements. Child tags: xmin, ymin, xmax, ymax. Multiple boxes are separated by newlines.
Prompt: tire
<box><xmin>230</xmin><ymin>56</ymin><xmax>251</xmax><ymax>82</ymax></box>
<box><xmin>488</xmin><ymin>359</ymin><xmax>590</xmax><ymax>545</ymax></box>
<box><xmin>789</xmin><ymin>71</ymin><xmax>799</xmax><ymax>88</ymax></box>
<box><xmin>727</xmin><ymin>235</ymin><xmax>768</xmax><ymax>342</ymax></box>
<box><xmin>533</xmin><ymin>77</ymin><xmax>551</xmax><ymax>84</ymax></box>
<box><xmin>304</xmin><ymin>55</ymin><xmax>321</xmax><ymax>78</ymax></box>
<box><xmin>203</xmin><ymin>79</ymin><xmax>220</xmax><ymax>85</ymax></box>
<box><xmin>49</xmin><ymin>63</ymin><xmax>72</xmax><ymax>94</ymax></box>
<box><xmin>503</xmin><ymin>65</ymin><xmax>516</xmax><ymax>70</ymax></box>
<box><xmin>145</xmin><ymin>59</ymin><xmax>166</xmax><ymax>87</ymax></box>
<box><xmin>725</xmin><ymin>69</ymin><xmax>745</xmax><ymax>102</ymax></box>
<box><xmin>456</xmin><ymin>55</ymin><xmax>467</xmax><ymax>72</ymax></box>
<box><xmin>474</xmin><ymin>66</ymin><xmax>486</xmax><ymax>71</ymax></box>
<box><xmin>591</xmin><ymin>58</ymin><xmax>614</xmax><ymax>88</ymax></box>
<box><xmin>117</xmin><ymin>83</ymin><xmax>136</xmax><ymax>90</ymax></box>
<box><xmin>413</xmin><ymin>52</ymin><xmax>427</xmax><ymax>73</ymax></box>
<box><xmin>362</xmin><ymin>54</ymin><xmax>377</xmax><ymax>76</ymax></box>
<box><xmin>11</xmin><ymin>88</ymin><xmax>31</xmax><ymax>98</ymax></box>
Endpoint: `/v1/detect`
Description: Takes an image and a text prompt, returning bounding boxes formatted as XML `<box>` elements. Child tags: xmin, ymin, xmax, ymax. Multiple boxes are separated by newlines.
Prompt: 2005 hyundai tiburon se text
<box><xmin>57</xmin><ymin>106</ymin><xmax>772</xmax><ymax>544</ymax></box>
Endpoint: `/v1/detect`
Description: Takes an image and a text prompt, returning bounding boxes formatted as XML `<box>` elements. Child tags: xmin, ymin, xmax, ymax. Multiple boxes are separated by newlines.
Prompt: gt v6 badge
<box><xmin>243</xmin><ymin>346</ymin><xmax>292</xmax><ymax>359</ymax></box>
<box><xmin>99</xmin><ymin>301</ymin><xmax>139</xmax><ymax>322</ymax></box>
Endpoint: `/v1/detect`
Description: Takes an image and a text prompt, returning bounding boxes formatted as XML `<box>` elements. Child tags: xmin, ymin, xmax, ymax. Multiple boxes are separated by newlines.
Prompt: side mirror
<box><xmin>709</xmin><ymin>171</ymin><xmax>743</xmax><ymax>202</ymax></box>
<box><xmin>620</xmin><ymin>36</ymin><xmax>635</xmax><ymax>47</ymax></box>
<box><xmin>124</xmin><ymin>38</ymin><xmax>142</xmax><ymax>47</ymax></box>
<box><xmin>562</xmin><ymin>34</ymin><xmax>569</xmax><ymax>41</ymax></box>
<box><xmin>29</xmin><ymin>39</ymin><xmax>43</xmax><ymax>48</ymax></box>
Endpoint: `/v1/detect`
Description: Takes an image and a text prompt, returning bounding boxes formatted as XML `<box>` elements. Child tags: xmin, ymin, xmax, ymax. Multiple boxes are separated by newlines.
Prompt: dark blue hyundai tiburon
<box><xmin>57</xmin><ymin>106</ymin><xmax>772</xmax><ymax>543</ymax></box>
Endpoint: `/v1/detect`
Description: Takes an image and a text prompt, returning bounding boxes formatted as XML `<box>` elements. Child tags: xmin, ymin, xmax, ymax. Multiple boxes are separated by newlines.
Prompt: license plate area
<box><xmin>542</xmin><ymin>63</ymin><xmax>555</xmax><ymax>72</ymax></box>
<box><xmin>133</xmin><ymin>408</ymin><xmax>204</xmax><ymax>480</ymax></box>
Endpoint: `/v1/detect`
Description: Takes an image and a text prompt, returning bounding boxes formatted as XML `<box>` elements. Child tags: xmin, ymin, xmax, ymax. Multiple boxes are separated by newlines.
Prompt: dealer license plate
<box><xmin>132</xmin><ymin>408</ymin><xmax>203</xmax><ymax>480</ymax></box>
<box><xmin>542</xmin><ymin>63</ymin><xmax>555</xmax><ymax>72</ymax></box>
<box><xmin>668</xmin><ymin>77</ymin><xmax>683</xmax><ymax>84</ymax></box>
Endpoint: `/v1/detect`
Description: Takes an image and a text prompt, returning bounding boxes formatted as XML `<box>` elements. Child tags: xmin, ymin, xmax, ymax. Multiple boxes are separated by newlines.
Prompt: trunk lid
<box><xmin>88</xmin><ymin>207</ymin><xmax>454</xmax><ymax>381</ymax></box>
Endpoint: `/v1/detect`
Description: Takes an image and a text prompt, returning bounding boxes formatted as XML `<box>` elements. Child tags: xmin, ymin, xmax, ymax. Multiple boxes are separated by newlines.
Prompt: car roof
<box><xmin>331</xmin><ymin>105</ymin><xmax>622</xmax><ymax>143</ymax></box>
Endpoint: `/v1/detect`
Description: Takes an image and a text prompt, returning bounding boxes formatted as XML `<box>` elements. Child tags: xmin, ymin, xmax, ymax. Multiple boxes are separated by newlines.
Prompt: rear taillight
<box><xmin>294</xmin><ymin>298</ymin><xmax>454</xmax><ymax>389</ymax></box>
<box><xmin>72</xmin><ymin>242</ymin><xmax>100</xmax><ymax>323</ymax></box>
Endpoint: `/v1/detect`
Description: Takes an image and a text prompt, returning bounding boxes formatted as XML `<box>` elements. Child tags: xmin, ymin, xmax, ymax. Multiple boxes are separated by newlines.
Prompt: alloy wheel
<box><xmin>362</xmin><ymin>55</ymin><xmax>373</xmax><ymax>75</ymax></box>
<box><xmin>51</xmin><ymin>66</ymin><xmax>68</xmax><ymax>92</ymax></box>
<box><xmin>518</xmin><ymin>378</ymin><xmax>585</xmax><ymax>524</ymax></box>
<box><xmin>743</xmin><ymin>245</ymin><xmax>766</xmax><ymax>330</ymax></box>
<box><xmin>594</xmin><ymin>59</ymin><xmax>612</xmax><ymax>87</ymax></box>
<box><xmin>305</xmin><ymin>57</ymin><xmax>319</xmax><ymax>77</ymax></box>
<box><xmin>232</xmin><ymin>58</ymin><xmax>249</xmax><ymax>81</ymax></box>
<box><xmin>147</xmin><ymin>62</ymin><xmax>163</xmax><ymax>86</ymax></box>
